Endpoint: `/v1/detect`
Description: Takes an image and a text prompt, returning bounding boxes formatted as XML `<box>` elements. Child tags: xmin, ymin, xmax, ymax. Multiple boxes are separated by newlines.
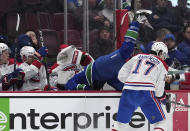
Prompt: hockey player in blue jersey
<box><xmin>112</xmin><ymin>42</ymin><xmax>169</xmax><ymax>131</ymax></box>
<box><xmin>63</xmin><ymin>11</ymin><xmax>150</xmax><ymax>91</ymax></box>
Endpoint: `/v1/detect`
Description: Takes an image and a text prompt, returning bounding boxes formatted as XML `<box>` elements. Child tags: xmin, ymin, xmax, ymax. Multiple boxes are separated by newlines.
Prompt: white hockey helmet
<box><xmin>57</xmin><ymin>45</ymin><xmax>84</xmax><ymax>65</ymax></box>
<box><xmin>151</xmin><ymin>42</ymin><xmax>168</xmax><ymax>60</ymax></box>
<box><xmin>57</xmin><ymin>45</ymin><xmax>76</xmax><ymax>65</ymax></box>
<box><xmin>20</xmin><ymin>46</ymin><xmax>36</xmax><ymax>59</ymax></box>
<box><xmin>0</xmin><ymin>43</ymin><xmax>8</xmax><ymax>55</ymax></box>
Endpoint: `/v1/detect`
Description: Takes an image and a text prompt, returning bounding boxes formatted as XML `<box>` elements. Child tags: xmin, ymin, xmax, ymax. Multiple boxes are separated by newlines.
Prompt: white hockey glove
<box><xmin>134</xmin><ymin>9</ymin><xmax>153</xmax><ymax>29</ymax></box>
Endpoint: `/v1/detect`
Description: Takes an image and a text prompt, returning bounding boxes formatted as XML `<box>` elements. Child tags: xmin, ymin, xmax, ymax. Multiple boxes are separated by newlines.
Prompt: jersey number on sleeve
<box><xmin>132</xmin><ymin>59</ymin><xmax>155</xmax><ymax>75</ymax></box>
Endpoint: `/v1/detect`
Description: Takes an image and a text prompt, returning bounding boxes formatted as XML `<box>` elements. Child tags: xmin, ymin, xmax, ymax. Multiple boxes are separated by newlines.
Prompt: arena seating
<box><xmin>24</xmin><ymin>13</ymin><xmax>39</xmax><ymax>30</ymax></box>
<box><xmin>53</xmin><ymin>13</ymin><xmax>75</xmax><ymax>30</ymax></box>
<box><xmin>59</xmin><ymin>29</ymin><xmax>82</xmax><ymax>48</ymax></box>
<box><xmin>38</xmin><ymin>12</ymin><xmax>54</xmax><ymax>29</ymax></box>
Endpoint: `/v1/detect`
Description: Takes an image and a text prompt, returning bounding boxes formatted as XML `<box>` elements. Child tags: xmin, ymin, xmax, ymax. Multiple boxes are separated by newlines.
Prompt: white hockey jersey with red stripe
<box><xmin>0</xmin><ymin>59</ymin><xmax>21</xmax><ymax>91</ymax></box>
<box><xmin>18</xmin><ymin>60</ymin><xmax>47</xmax><ymax>91</ymax></box>
<box><xmin>49</xmin><ymin>46</ymin><xmax>93</xmax><ymax>87</ymax></box>
<box><xmin>118</xmin><ymin>53</ymin><xmax>168</xmax><ymax>97</ymax></box>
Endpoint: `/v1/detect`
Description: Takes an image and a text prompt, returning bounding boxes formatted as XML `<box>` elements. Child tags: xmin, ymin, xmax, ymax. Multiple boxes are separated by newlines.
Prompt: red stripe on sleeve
<box><xmin>49</xmin><ymin>63</ymin><xmax>59</xmax><ymax>73</ymax></box>
<box><xmin>32</xmin><ymin>60</ymin><xmax>42</xmax><ymax>69</ymax></box>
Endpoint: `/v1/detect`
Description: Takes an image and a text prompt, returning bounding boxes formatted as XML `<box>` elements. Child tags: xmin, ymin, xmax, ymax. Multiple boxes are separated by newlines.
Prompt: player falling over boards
<box><xmin>112</xmin><ymin>42</ymin><xmax>169</xmax><ymax>131</ymax></box>
<box><xmin>64</xmin><ymin>10</ymin><xmax>150</xmax><ymax>91</ymax></box>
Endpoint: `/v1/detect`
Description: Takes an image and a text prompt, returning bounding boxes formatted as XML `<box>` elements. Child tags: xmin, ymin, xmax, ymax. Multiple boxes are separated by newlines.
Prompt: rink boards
<box><xmin>0</xmin><ymin>90</ymin><xmax>189</xmax><ymax>131</ymax></box>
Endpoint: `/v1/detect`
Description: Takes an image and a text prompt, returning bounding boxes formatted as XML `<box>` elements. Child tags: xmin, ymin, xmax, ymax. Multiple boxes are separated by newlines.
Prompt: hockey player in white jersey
<box><xmin>0</xmin><ymin>43</ymin><xmax>25</xmax><ymax>91</ymax></box>
<box><xmin>112</xmin><ymin>42</ymin><xmax>169</xmax><ymax>131</ymax></box>
<box><xmin>18</xmin><ymin>46</ymin><xmax>48</xmax><ymax>91</ymax></box>
<box><xmin>49</xmin><ymin>44</ymin><xmax>93</xmax><ymax>89</ymax></box>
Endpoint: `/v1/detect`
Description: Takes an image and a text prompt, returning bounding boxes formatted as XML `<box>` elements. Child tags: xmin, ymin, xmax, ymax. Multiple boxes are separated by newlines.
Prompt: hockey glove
<box><xmin>2</xmin><ymin>68</ymin><xmax>25</xmax><ymax>90</ymax></box>
<box><xmin>36</xmin><ymin>46</ymin><xmax>48</xmax><ymax>58</ymax></box>
<box><xmin>157</xmin><ymin>93</ymin><xmax>171</xmax><ymax>113</ymax></box>
<box><xmin>156</xmin><ymin>92</ymin><xmax>167</xmax><ymax>105</ymax></box>
<box><xmin>15</xmin><ymin>68</ymin><xmax>25</xmax><ymax>80</ymax></box>
<box><xmin>134</xmin><ymin>9</ymin><xmax>153</xmax><ymax>29</ymax></box>
<box><xmin>2</xmin><ymin>75</ymin><xmax>14</xmax><ymax>90</ymax></box>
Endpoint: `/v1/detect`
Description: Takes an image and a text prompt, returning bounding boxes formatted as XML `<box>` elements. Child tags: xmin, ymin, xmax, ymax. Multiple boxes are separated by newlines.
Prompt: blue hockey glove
<box><xmin>15</xmin><ymin>68</ymin><xmax>25</xmax><ymax>80</ymax></box>
<box><xmin>37</xmin><ymin>46</ymin><xmax>48</xmax><ymax>57</ymax></box>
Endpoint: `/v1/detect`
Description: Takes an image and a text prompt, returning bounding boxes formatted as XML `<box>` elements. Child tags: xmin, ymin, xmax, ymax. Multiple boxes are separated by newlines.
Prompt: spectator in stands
<box><xmin>25</xmin><ymin>31</ymin><xmax>39</xmax><ymax>50</ymax></box>
<box><xmin>143</xmin><ymin>28</ymin><xmax>171</xmax><ymax>53</ymax></box>
<box><xmin>174</xmin><ymin>0</ymin><xmax>190</xmax><ymax>44</ymax></box>
<box><xmin>67</xmin><ymin>0</ymin><xmax>83</xmax><ymax>12</ymax></box>
<box><xmin>73</xmin><ymin>0</ymin><xmax>110</xmax><ymax>31</ymax></box>
<box><xmin>178</xmin><ymin>25</ymin><xmax>190</xmax><ymax>66</ymax></box>
<box><xmin>89</xmin><ymin>0</ymin><xmax>112</xmax><ymax>30</ymax></box>
<box><xmin>99</xmin><ymin>0</ymin><xmax>114</xmax><ymax>24</ymax></box>
<box><xmin>41</xmin><ymin>0</ymin><xmax>64</xmax><ymax>13</ymax></box>
<box><xmin>164</xmin><ymin>34</ymin><xmax>189</xmax><ymax>68</ymax></box>
<box><xmin>174</xmin><ymin>0</ymin><xmax>190</xmax><ymax>27</ymax></box>
<box><xmin>141</xmin><ymin>0</ymin><xmax>156</xmax><ymax>10</ymax></box>
<box><xmin>68</xmin><ymin>0</ymin><xmax>80</xmax><ymax>7</ymax></box>
<box><xmin>150</xmin><ymin>0</ymin><xmax>181</xmax><ymax>33</ymax></box>
<box><xmin>90</xmin><ymin>26</ymin><xmax>114</xmax><ymax>59</ymax></box>
<box><xmin>143</xmin><ymin>28</ymin><xmax>189</xmax><ymax>68</ymax></box>
<box><xmin>128</xmin><ymin>0</ymin><xmax>142</xmax><ymax>23</ymax></box>
<box><xmin>96</xmin><ymin>0</ymin><xmax>105</xmax><ymax>10</ymax></box>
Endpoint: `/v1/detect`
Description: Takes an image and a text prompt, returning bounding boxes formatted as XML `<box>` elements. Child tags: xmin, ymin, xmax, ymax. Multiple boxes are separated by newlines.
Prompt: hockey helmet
<box><xmin>0</xmin><ymin>43</ymin><xmax>8</xmax><ymax>55</ymax></box>
<box><xmin>20</xmin><ymin>46</ymin><xmax>36</xmax><ymax>59</ymax></box>
<box><xmin>151</xmin><ymin>42</ymin><xmax>168</xmax><ymax>60</ymax></box>
<box><xmin>57</xmin><ymin>45</ymin><xmax>83</xmax><ymax>65</ymax></box>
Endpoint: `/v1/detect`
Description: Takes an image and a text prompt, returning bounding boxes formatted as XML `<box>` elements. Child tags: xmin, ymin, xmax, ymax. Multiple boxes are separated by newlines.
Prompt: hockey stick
<box><xmin>14</xmin><ymin>13</ymin><xmax>20</xmax><ymax>71</ymax></box>
<box><xmin>166</xmin><ymin>94</ymin><xmax>190</xmax><ymax>108</ymax></box>
<box><xmin>13</xmin><ymin>13</ymin><xmax>20</xmax><ymax>91</ymax></box>
<box><xmin>167</xmin><ymin>99</ymin><xmax>190</xmax><ymax>108</ymax></box>
<box><xmin>36</xmin><ymin>12</ymin><xmax>51</xmax><ymax>90</ymax></box>
<box><xmin>172</xmin><ymin>94</ymin><xmax>177</xmax><ymax>113</ymax></box>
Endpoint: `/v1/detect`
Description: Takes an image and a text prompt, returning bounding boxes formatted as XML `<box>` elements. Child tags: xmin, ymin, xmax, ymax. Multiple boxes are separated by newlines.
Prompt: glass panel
<box><xmin>67</xmin><ymin>0</ymin><xmax>83</xmax><ymax>50</ymax></box>
<box><xmin>4</xmin><ymin>0</ymin><xmax>190</xmax><ymax>91</ymax></box>
<box><xmin>88</xmin><ymin>0</ymin><xmax>116</xmax><ymax>60</ymax></box>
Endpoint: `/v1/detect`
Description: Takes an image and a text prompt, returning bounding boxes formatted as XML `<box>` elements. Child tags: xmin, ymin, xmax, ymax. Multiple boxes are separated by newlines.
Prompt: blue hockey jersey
<box><xmin>65</xmin><ymin>21</ymin><xmax>140</xmax><ymax>90</ymax></box>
